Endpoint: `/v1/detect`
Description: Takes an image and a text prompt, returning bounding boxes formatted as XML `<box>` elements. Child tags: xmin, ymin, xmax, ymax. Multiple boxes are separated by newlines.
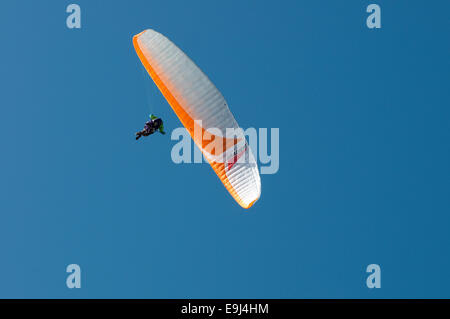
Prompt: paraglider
<box><xmin>133</xmin><ymin>29</ymin><xmax>261</xmax><ymax>208</ymax></box>
<box><xmin>135</xmin><ymin>114</ymin><xmax>166</xmax><ymax>140</ymax></box>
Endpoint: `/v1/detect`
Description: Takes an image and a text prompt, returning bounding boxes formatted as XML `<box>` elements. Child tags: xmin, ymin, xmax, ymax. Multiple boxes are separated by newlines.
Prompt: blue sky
<box><xmin>0</xmin><ymin>0</ymin><xmax>449</xmax><ymax>298</ymax></box>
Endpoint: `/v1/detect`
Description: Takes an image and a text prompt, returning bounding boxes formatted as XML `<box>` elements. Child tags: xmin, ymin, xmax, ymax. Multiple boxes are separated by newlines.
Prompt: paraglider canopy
<box><xmin>133</xmin><ymin>29</ymin><xmax>261</xmax><ymax>208</ymax></box>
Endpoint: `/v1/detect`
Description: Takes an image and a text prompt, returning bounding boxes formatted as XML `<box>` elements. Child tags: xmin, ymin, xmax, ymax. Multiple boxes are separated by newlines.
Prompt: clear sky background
<box><xmin>0</xmin><ymin>0</ymin><xmax>449</xmax><ymax>298</ymax></box>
